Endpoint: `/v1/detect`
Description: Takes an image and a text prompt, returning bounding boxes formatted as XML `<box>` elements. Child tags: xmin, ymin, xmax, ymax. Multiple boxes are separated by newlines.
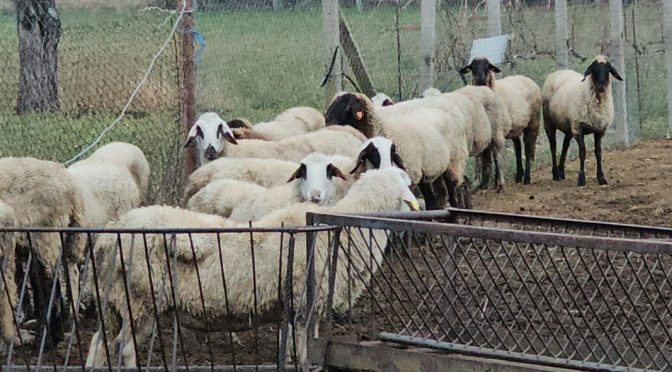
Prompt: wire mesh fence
<box><xmin>0</xmin><ymin>225</ymin><xmax>338</xmax><ymax>370</ymax></box>
<box><xmin>0</xmin><ymin>1</ymin><xmax>186</xmax><ymax>204</ymax></box>
<box><xmin>312</xmin><ymin>211</ymin><xmax>672</xmax><ymax>371</ymax></box>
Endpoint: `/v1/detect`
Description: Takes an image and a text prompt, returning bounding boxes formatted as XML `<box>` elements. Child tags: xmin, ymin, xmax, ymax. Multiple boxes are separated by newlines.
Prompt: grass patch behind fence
<box><xmin>0</xmin><ymin>3</ymin><xmax>667</xmax><ymax>201</ymax></box>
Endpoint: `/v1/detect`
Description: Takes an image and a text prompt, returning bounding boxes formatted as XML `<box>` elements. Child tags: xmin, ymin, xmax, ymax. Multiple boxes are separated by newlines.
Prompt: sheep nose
<box><xmin>309</xmin><ymin>191</ymin><xmax>322</xmax><ymax>203</ymax></box>
<box><xmin>204</xmin><ymin>145</ymin><xmax>218</xmax><ymax>160</ymax></box>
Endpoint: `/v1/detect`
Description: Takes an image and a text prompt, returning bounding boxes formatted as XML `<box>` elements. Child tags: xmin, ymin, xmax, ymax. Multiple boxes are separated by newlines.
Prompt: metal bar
<box><xmin>0</xmin><ymin>226</ymin><xmax>336</xmax><ymax>234</ymax></box>
<box><xmin>310</xmin><ymin>214</ymin><xmax>672</xmax><ymax>255</ymax></box>
<box><xmin>248</xmin><ymin>224</ymin><xmax>260</xmax><ymax>372</ymax></box>
<box><xmin>116</xmin><ymin>233</ymin><xmax>141</xmax><ymax>371</ymax></box>
<box><xmin>142</xmin><ymin>233</ymin><xmax>169</xmax><ymax>371</ymax></box>
<box><xmin>4</xmin><ymin>367</ymin><xmax>296</xmax><ymax>372</ymax></box>
<box><xmin>215</xmin><ymin>233</ymin><xmax>237</xmax><ymax>370</ymax></box>
<box><xmin>378</xmin><ymin>333</ymin><xmax>650</xmax><ymax>372</ymax></box>
<box><xmin>186</xmin><ymin>233</ymin><xmax>215</xmax><ymax>370</ymax></box>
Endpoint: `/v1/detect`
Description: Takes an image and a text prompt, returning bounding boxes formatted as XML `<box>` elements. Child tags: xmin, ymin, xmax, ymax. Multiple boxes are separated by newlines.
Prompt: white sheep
<box><xmin>542</xmin><ymin>55</ymin><xmax>623</xmax><ymax>186</ymax></box>
<box><xmin>252</xmin><ymin>106</ymin><xmax>325</xmax><ymax>140</ymax></box>
<box><xmin>67</xmin><ymin>163</ymin><xmax>141</xmax><ymax>228</ymax></box>
<box><xmin>0</xmin><ymin>201</ymin><xmax>17</xmax><ymax>346</ymax></box>
<box><xmin>187</xmin><ymin>153</ymin><xmax>350</xmax><ymax>222</ymax></box>
<box><xmin>420</xmin><ymin>87</ymin><xmax>442</xmax><ymax>97</ymax></box>
<box><xmin>0</xmin><ymin>157</ymin><xmax>86</xmax><ymax>348</ymax></box>
<box><xmin>371</xmin><ymin>93</ymin><xmax>395</xmax><ymax>107</ymax></box>
<box><xmin>185</xmin><ymin>112</ymin><xmax>367</xmax><ymax>167</ymax></box>
<box><xmin>182</xmin><ymin>157</ymin><xmax>299</xmax><ymax>205</ymax></box>
<box><xmin>85</xmin><ymin>167</ymin><xmax>419</xmax><ymax>368</ymax></box>
<box><xmin>460</xmin><ymin>57</ymin><xmax>542</xmax><ymax>184</ymax></box>
<box><xmin>69</xmin><ymin>142</ymin><xmax>150</xmax><ymax>203</ymax></box>
<box><xmin>325</xmin><ymin>92</ymin><xmax>470</xmax><ymax>209</ymax></box>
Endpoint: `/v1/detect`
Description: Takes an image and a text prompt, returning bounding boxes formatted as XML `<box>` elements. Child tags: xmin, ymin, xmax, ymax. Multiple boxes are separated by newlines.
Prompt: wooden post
<box><xmin>419</xmin><ymin>0</ymin><xmax>436</xmax><ymax>93</ymax></box>
<box><xmin>273</xmin><ymin>0</ymin><xmax>282</xmax><ymax>10</ymax></box>
<box><xmin>486</xmin><ymin>0</ymin><xmax>501</xmax><ymax>37</ymax></box>
<box><xmin>323</xmin><ymin>0</ymin><xmax>342</xmax><ymax>106</ymax></box>
<box><xmin>664</xmin><ymin>0</ymin><xmax>672</xmax><ymax>138</ymax></box>
<box><xmin>555</xmin><ymin>0</ymin><xmax>568</xmax><ymax>68</ymax></box>
<box><xmin>179</xmin><ymin>0</ymin><xmax>197</xmax><ymax>175</ymax></box>
<box><xmin>356</xmin><ymin>0</ymin><xmax>363</xmax><ymax>11</ymax></box>
<box><xmin>339</xmin><ymin>13</ymin><xmax>376</xmax><ymax>97</ymax></box>
<box><xmin>608</xmin><ymin>0</ymin><xmax>629</xmax><ymax>146</ymax></box>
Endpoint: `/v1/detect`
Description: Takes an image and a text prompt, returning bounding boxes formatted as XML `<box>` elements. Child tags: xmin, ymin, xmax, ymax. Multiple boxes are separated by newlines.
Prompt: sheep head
<box><xmin>459</xmin><ymin>57</ymin><xmax>500</xmax><ymax>88</ymax></box>
<box><xmin>185</xmin><ymin>112</ymin><xmax>238</xmax><ymax>162</ymax></box>
<box><xmin>287</xmin><ymin>152</ymin><xmax>347</xmax><ymax>205</ymax></box>
<box><xmin>350</xmin><ymin>137</ymin><xmax>405</xmax><ymax>175</ymax></box>
<box><xmin>371</xmin><ymin>93</ymin><xmax>395</xmax><ymax>107</ymax></box>
<box><xmin>581</xmin><ymin>55</ymin><xmax>623</xmax><ymax>99</ymax></box>
<box><xmin>324</xmin><ymin>92</ymin><xmax>375</xmax><ymax>138</ymax></box>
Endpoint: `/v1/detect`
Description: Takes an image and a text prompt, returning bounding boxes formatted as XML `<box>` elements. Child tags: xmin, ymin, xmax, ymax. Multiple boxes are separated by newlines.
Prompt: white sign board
<box><xmin>469</xmin><ymin>35</ymin><xmax>509</xmax><ymax>65</ymax></box>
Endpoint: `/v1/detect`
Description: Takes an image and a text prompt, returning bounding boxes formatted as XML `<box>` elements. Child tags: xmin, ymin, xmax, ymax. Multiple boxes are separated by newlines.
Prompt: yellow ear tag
<box><xmin>355</xmin><ymin>111</ymin><xmax>364</xmax><ymax>120</ymax></box>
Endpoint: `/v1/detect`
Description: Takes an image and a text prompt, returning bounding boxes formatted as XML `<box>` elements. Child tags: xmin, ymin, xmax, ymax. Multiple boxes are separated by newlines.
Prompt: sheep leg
<box><xmin>546</xmin><ymin>127</ymin><xmax>560</xmax><ymax>181</ymax></box>
<box><xmin>512</xmin><ymin>137</ymin><xmax>524</xmax><ymax>183</ymax></box>
<box><xmin>575</xmin><ymin>132</ymin><xmax>587</xmax><ymax>186</ymax></box>
<box><xmin>558</xmin><ymin>134</ymin><xmax>572</xmax><ymax>180</ymax></box>
<box><xmin>85</xmin><ymin>330</ymin><xmax>107</xmax><ymax>367</ymax></box>
<box><xmin>418</xmin><ymin>182</ymin><xmax>438</xmax><ymax>210</ymax></box>
<box><xmin>595</xmin><ymin>132</ymin><xmax>608</xmax><ymax>185</ymax></box>
<box><xmin>523</xmin><ymin>126</ymin><xmax>536</xmax><ymax>185</ymax></box>
<box><xmin>442</xmin><ymin>172</ymin><xmax>459</xmax><ymax>208</ymax></box>
<box><xmin>493</xmin><ymin>149</ymin><xmax>505</xmax><ymax>193</ymax></box>
<box><xmin>431</xmin><ymin>177</ymin><xmax>448</xmax><ymax>209</ymax></box>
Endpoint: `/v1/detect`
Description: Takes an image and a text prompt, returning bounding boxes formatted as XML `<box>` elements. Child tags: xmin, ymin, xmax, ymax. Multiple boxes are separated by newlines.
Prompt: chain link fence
<box><xmin>0</xmin><ymin>0</ymin><xmax>668</xmax><ymax>201</ymax></box>
<box><xmin>0</xmin><ymin>0</ymin><xmax>186</xmax><ymax>204</ymax></box>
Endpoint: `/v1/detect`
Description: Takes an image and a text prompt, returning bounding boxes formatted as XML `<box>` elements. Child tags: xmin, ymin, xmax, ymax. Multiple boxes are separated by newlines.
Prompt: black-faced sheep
<box><xmin>460</xmin><ymin>57</ymin><xmax>541</xmax><ymax>184</ymax></box>
<box><xmin>542</xmin><ymin>55</ymin><xmax>623</xmax><ymax>186</ymax></box>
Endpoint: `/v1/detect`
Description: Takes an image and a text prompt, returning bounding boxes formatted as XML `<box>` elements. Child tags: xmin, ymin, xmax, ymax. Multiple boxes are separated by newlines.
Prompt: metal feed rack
<box><xmin>311</xmin><ymin>209</ymin><xmax>672</xmax><ymax>371</ymax></box>
<box><xmin>0</xmin><ymin>224</ymin><xmax>338</xmax><ymax>371</ymax></box>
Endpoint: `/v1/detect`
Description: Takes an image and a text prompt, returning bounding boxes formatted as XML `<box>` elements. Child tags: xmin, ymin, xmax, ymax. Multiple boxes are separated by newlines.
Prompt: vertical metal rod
<box><xmin>248</xmin><ymin>222</ymin><xmax>260</xmax><ymax>372</ymax></box>
<box><xmin>214</xmin><ymin>233</ymin><xmax>237</xmax><ymax>370</ymax></box>
<box><xmin>142</xmin><ymin>233</ymin><xmax>169</xmax><ymax>371</ymax></box>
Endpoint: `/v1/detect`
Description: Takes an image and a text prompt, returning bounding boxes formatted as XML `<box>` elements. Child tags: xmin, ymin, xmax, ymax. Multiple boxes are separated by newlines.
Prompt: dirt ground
<box><xmin>473</xmin><ymin>138</ymin><xmax>672</xmax><ymax>227</ymax></box>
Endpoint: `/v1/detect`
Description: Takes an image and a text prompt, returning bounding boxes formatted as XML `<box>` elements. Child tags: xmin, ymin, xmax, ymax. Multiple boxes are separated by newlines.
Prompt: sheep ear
<box><xmin>227</xmin><ymin>118</ymin><xmax>253</xmax><ymax>129</ymax></box>
<box><xmin>459</xmin><ymin>65</ymin><xmax>471</xmax><ymax>74</ymax></box>
<box><xmin>287</xmin><ymin>164</ymin><xmax>306</xmax><ymax>183</ymax></box>
<box><xmin>581</xmin><ymin>62</ymin><xmax>595</xmax><ymax>82</ymax></box>
<box><xmin>217</xmin><ymin>123</ymin><xmax>238</xmax><ymax>145</ymax></box>
<box><xmin>609</xmin><ymin>64</ymin><xmax>624</xmax><ymax>81</ymax></box>
<box><xmin>353</xmin><ymin>142</ymin><xmax>376</xmax><ymax>173</ymax></box>
<box><xmin>488</xmin><ymin>63</ymin><xmax>501</xmax><ymax>73</ymax></box>
<box><xmin>382</xmin><ymin>99</ymin><xmax>394</xmax><ymax>106</ymax></box>
<box><xmin>327</xmin><ymin>163</ymin><xmax>347</xmax><ymax>180</ymax></box>
<box><xmin>184</xmin><ymin>125</ymin><xmax>202</xmax><ymax>148</ymax></box>
<box><xmin>391</xmin><ymin>145</ymin><xmax>406</xmax><ymax>170</ymax></box>
<box><xmin>352</xmin><ymin>96</ymin><xmax>366</xmax><ymax>120</ymax></box>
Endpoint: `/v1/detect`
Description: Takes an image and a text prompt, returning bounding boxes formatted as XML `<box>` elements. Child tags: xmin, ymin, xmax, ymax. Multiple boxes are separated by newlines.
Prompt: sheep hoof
<box><xmin>552</xmin><ymin>168</ymin><xmax>561</xmax><ymax>181</ymax></box>
<box><xmin>523</xmin><ymin>177</ymin><xmax>531</xmax><ymax>185</ymax></box>
<box><xmin>577</xmin><ymin>174</ymin><xmax>586</xmax><ymax>186</ymax></box>
<box><xmin>515</xmin><ymin>172</ymin><xmax>524</xmax><ymax>183</ymax></box>
<box><xmin>598</xmin><ymin>176</ymin><xmax>608</xmax><ymax>185</ymax></box>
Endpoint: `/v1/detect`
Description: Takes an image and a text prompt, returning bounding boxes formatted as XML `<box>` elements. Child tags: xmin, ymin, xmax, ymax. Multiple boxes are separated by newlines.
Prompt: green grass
<box><xmin>0</xmin><ymin>3</ymin><xmax>667</xmax><ymax>202</ymax></box>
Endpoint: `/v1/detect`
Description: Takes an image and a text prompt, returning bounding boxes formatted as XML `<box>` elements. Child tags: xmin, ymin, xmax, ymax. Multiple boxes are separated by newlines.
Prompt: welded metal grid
<box><xmin>313</xmin><ymin>212</ymin><xmax>672</xmax><ymax>371</ymax></box>
<box><xmin>0</xmin><ymin>225</ymin><xmax>335</xmax><ymax>371</ymax></box>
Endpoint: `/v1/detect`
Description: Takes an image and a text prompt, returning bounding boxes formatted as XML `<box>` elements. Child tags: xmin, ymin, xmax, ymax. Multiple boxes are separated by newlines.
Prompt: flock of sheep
<box><xmin>0</xmin><ymin>53</ymin><xmax>622</xmax><ymax>367</ymax></box>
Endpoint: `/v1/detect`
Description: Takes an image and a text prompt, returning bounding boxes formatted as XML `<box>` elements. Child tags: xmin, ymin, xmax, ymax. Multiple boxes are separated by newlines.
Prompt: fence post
<box><xmin>665</xmin><ymin>0</ymin><xmax>672</xmax><ymax>138</ymax></box>
<box><xmin>273</xmin><ymin>0</ymin><xmax>282</xmax><ymax>10</ymax></box>
<box><xmin>356</xmin><ymin>0</ymin><xmax>363</xmax><ymax>11</ymax></box>
<box><xmin>555</xmin><ymin>0</ymin><xmax>568</xmax><ymax>68</ymax></box>
<box><xmin>486</xmin><ymin>0</ymin><xmax>502</xmax><ymax>37</ymax></box>
<box><xmin>323</xmin><ymin>0</ymin><xmax>342</xmax><ymax>106</ymax></box>
<box><xmin>608</xmin><ymin>0</ymin><xmax>629</xmax><ymax>146</ymax></box>
<box><xmin>179</xmin><ymin>0</ymin><xmax>197</xmax><ymax>175</ymax></box>
<box><xmin>419</xmin><ymin>0</ymin><xmax>436</xmax><ymax>93</ymax></box>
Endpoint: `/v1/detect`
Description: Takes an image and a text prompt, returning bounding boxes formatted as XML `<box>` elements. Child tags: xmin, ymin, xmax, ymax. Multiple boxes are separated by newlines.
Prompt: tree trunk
<box><xmin>419</xmin><ymin>0</ymin><xmax>436</xmax><ymax>93</ymax></box>
<box><xmin>486</xmin><ymin>0</ymin><xmax>502</xmax><ymax>37</ymax></box>
<box><xmin>322</xmin><ymin>0</ymin><xmax>342</xmax><ymax>106</ymax></box>
<box><xmin>664</xmin><ymin>0</ymin><xmax>672</xmax><ymax>138</ymax></box>
<box><xmin>608</xmin><ymin>0</ymin><xmax>629</xmax><ymax>146</ymax></box>
<box><xmin>16</xmin><ymin>0</ymin><xmax>61</xmax><ymax>114</ymax></box>
<box><xmin>555</xmin><ymin>0</ymin><xmax>568</xmax><ymax>68</ymax></box>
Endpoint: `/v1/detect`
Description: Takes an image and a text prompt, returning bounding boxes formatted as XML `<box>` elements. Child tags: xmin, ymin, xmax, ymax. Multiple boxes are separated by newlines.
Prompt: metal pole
<box><xmin>664</xmin><ymin>0</ymin><xmax>672</xmax><ymax>138</ymax></box>
<box><xmin>555</xmin><ymin>0</ymin><xmax>568</xmax><ymax>68</ymax></box>
<box><xmin>486</xmin><ymin>0</ymin><xmax>502</xmax><ymax>37</ymax></box>
<box><xmin>608</xmin><ymin>0</ymin><xmax>629</xmax><ymax>146</ymax></box>
<box><xmin>419</xmin><ymin>0</ymin><xmax>436</xmax><ymax>93</ymax></box>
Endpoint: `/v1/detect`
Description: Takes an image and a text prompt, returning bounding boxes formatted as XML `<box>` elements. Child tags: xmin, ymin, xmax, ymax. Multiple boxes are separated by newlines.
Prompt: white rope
<box><xmin>64</xmin><ymin>1</ymin><xmax>189</xmax><ymax>166</ymax></box>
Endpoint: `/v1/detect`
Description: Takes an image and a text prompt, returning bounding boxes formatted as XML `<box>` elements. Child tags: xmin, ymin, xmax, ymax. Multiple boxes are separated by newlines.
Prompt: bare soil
<box><xmin>474</xmin><ymin>138</ymin><xmax>672</xmax><ymax>227</ymax></box>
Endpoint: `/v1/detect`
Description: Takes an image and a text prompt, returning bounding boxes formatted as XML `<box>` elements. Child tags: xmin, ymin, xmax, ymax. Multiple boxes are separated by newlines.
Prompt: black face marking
<box><xmin>326</xmin><ymin>163</ymin><xmax>347</xmax><ymax>180</ymax></box>
<box><xmin>287</xmin><ymin>163</ymin><xmax>307</xmax><ymax>183</ymax></box>
<box><xmin>390</xmin><ymin>143</ymin><xmax>406</xmax><ymax>170</ymax></box>
<box><xmin>460</xmin><ymin>57</ymin><xmax>500</xmax><ymax>86</ymax></box>
<box><xmin>325</xmin><ymin>93</ymin><xmax>375</xmax><ymax>138</ymax></box>
<box><xmin>353</xmin><ymin>142</ymin><xmax>381</xmax><ymax>174</ymax></box>
<box><xmin>583</xmin><ymin>60</ymin><xmax>622</xmax><ymax>93</ymax></box>
<box><xmin>382</xmin><ymin>99</ymin><xmax>394</xmax><ymax>106</ymax></box>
